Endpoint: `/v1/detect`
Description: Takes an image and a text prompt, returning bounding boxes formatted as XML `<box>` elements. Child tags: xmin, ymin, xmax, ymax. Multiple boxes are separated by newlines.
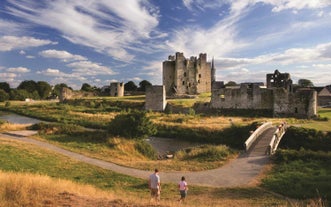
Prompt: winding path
<box><xmin>0</xmin><ymin>130</ymin><xmax>270</xmax><ymax>187</ymax></box>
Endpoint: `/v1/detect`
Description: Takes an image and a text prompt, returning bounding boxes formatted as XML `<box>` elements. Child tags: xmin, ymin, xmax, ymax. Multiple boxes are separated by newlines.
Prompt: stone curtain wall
<box><xmin>210</xmin><ymin>83</ymin><xmax>274</xmax><ymax>110</ymax></box>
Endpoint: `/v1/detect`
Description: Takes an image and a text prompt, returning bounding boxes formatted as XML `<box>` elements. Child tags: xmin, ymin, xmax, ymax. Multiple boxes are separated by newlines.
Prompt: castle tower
<box><xmin>162</xmin><ymin>52</ymin><xmax>212</xmax><ymax>96</ymax></box>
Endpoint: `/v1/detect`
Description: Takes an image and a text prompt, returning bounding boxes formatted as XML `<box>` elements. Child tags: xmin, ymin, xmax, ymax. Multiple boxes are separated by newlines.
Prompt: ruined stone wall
<box><xmin>210</xmin><ymin>82</ymin><xmax>317</xmax><ymax>118</ymax></box>
<box><xmin>162</xmin><ymin>52</ymin><xmax>212</xmax><ymax>96</ymax></box>
<box><xmin>210</xmin><ymin>83</ymin><xmax>274</xmax><ymax>109</ymax></box>
<box><xmin>110</xmin><ymin>82</ymin><xmax>124</xmax><ymax>97</ymax></box>
<box><xmin>145</xmin><ymin>85</ymin><xmax>167</xmax><ymax>111</ymax></box>
<box><xmin>273</xmin><ymin>89</ymin><xmax>317</xmax><ymax>118</ymax></box>
<box><xmin>59</xmin><ymin>87</ymin><xmax>94</xmax><ymax>102</ymax></box>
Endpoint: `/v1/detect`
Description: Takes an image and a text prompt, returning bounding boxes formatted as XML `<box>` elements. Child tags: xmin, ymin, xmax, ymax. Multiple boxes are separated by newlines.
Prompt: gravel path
<box><xmin>0</xmin><ymin>130</ymin><xmax>269</xmax><ymax>187</ymax></box>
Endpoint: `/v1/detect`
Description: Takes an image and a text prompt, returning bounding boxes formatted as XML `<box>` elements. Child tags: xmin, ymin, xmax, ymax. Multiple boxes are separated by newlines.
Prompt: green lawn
<box><xmin>0</xmin><ymin>138</ymin><xmax>287</xmax><ymax>207</ymax></box>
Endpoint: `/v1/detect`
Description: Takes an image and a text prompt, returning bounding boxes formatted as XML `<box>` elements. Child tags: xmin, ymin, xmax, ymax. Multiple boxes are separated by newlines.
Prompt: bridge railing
<box><xmin>244</xmin><ymin>122</ymin><xmax>273</xmax><ymax>152</ymax></box>
<box><xmin>267</xmin><ymin>122</ymin><xmax>287</xmax><ymax>155</ymax></box>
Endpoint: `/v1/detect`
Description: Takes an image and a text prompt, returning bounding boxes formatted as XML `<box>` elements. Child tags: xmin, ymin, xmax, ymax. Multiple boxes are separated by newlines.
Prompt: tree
<box><xmin>10</xmin><ymin>89</ymin><xmax>30</xmax><ymax>101</ymax></box>
<box><xmin>17</xmin><ymin>80</ymin><xmax>38</xmax><ymax>93</ymax></box>
<box><xmin>81</xmin><ymin>83</ymin><xmax>93</xmax><ymax>92</ymax></box>
<box><xmin>298</xmin><ymin>79</ymin><xmax>314</xmax><ymax>87</ymax></box>
<box><xmin>225</xmin><ymin>81</ymin><xmax>238</xmax><ymax>87</ymax></box>
<box><xmin>16</xmin><ymin>80</ymin><xmax>41</xmax><ymax>99</ymax></box>
<box><xmin>108</xmin><ymin>110</ymin><xmax>157</xmax><ymax>139</ymax></box>
<box><xmin>124</xmin><ymin>81</ymin><xmax>138</xmax><ymax>91</ymax></box>
<box><xmin>37</xmin><ymin>81</ymin><xmax>52</xmax><ymax>99</ymax></box>
<box><xmin>0</xmin><ymin>82</ymin><xmax>10</xmax><ymax>93</ymax></box>
<box><xmin>53</xmin><ymin>83</ymin><xmax>70</xmax><ymax>97</ymax></box>
<box><xmin>0</xmin><ymin>89</ymin><xmax>9</xmax><ymax>102</ymax></box>
<box><xmin>138</xmin><ymin>80</ymin><xmax>152</xmax><ymax>91</ymax></box>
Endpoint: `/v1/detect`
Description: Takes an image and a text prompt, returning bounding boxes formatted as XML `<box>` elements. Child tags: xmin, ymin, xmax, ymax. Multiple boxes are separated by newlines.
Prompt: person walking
<box><xmin>148</xmin><ymin>168</ymin><xmax>161</xmax><ymax>203</ymax></box>
<box><xmin>178</xmin><ymin>176</ymin><xmax>188</xmax><ymax>203</ymax></box>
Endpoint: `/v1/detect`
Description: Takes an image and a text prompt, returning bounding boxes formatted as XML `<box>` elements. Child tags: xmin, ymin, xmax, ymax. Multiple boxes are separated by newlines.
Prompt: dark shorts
<box><xmin>151</xmin><ymin>188</ymin><xmax>160</xmax><ymax>199</ymax></box>
<box><xmin>180</xmin><ymin>190</ymin><xmax>187</xmax><ymax>198</ymax></box>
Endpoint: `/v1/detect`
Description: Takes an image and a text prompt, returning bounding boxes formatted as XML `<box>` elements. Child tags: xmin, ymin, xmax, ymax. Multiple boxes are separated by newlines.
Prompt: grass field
<box><xmin>0</xmin><ymin>138</ymin><xmax>289</xmax><ymax>207</ymax></box>
<box><xmin>0</xmin><ymin>98</ymin><xmax>330</xmax><ymax>206</ymax></box>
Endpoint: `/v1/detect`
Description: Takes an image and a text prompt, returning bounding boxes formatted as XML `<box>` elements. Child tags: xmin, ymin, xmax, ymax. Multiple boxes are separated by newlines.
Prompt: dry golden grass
<box><xmin>0</xmin><ymin>171</ymin><xmax>116</xmax><ymax>207</ymax></box>
<box><xmin>152</xmin><ymin>113</ymin><xmax>287</xmax><ymax>130</ymax></box>
<box><xmin>0</xmin><ymin>123</ymin><xmax>29</xmax><ymax>132</ymax></box>
<box><xmin>0</xmin><ymin>171</ymin><xmax>288</xmax><ymax>207</ymax></box>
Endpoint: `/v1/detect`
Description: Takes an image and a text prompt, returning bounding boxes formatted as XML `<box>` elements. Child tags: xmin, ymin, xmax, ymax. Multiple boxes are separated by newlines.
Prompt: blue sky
<box><xmin>0</xmin><ymin>0</ymin><xmax>331</xmax><ymax>89</ymax></box>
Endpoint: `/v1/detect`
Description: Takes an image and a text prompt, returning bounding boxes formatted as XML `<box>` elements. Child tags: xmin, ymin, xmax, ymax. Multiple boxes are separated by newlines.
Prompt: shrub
<box><xmin>175</xmin><ymin>145</ymin><xmax>232</xmax><ymax>162</ymax></box>
<box><xmin>134</xmin><ymin>140</ymin><xmax>157</xmax><ymax>160</ymax></box>
<box><xmin>263</xmin><ymin>149</ymin><xmax>331</xmax><ymax>200</ymax></box>
<box><xmin>279</xmin><ymin>126</ymin><xmax>331</xmax><ymax>151</ymax></box>
<box><xmin>28</xmin><ymin>122</ymin><xmax>84</xmax><ymax>135</ymax></box>
<box><xmin>156</xmin><ymin>122</ymin><xmax>258</xmax><ymax>150</ymax></box>
<box><xmin>5</xmin><ymin>101</ymin><xmax>10</xmax><ymax>107</ymax></box>
<box><xmin>108</xmin><ymin>110</ymin><xmax>157</xmax><ymax>139</ymax></box>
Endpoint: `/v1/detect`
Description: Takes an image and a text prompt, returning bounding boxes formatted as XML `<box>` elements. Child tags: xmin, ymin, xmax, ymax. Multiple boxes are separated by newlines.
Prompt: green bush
<box><xmin>273</xmin><ymin>149</ymin><xmax>331</xmax><ymax>163</ymax></box>
<box><xmin>28</xmin><ymin>122</ymin><xmax>84</xmax><ymax>135</ymax></box>
<box><xmin>279</xmin><ymin>126</ymin><xmax>331</xmax><ymax>151</ymax></box>
<box><xmin>176</xmin><ymin>145</ymin><xmax>232</xmax><ymax>162</ymax></box>
<box><xmin>135</xmin><ymin>140</ymin><xmax>157</xmax><ymax>160</ymax></box>
<box><xmin>5</xmin><ymin>101</ymin><xmax>11</xmax><ymax>107</ymax></box>
<box><xmin>263</xmin><ymin>149</ymin><xmax>331</xmax><ymax>200</ymax></box>
<box><xmin>156</xmin><ymin>122</ymin><xmax>259</xmax><ymax>150</ymax></box>
<box><xmin>108</xmin><ymin>110</ymin><xmax>157</xmax><ymax>139</ymax></box>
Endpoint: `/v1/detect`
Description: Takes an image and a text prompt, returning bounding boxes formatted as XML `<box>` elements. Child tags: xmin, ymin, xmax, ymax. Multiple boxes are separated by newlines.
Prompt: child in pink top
<box><xmin>178</xmin><ymin>176</ymin><xmax>188</xmax><ymax>202</ymax></box>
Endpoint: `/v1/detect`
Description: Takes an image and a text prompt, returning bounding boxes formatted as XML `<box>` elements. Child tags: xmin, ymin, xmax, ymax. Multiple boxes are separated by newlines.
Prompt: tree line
<box><xmin>0</xmin><ymin>80</ymin><xmax>152</xmax><ymax>102</ymax></box>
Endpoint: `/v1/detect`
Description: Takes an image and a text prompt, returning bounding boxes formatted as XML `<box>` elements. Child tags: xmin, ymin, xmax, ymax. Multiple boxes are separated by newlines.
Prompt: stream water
<box><xmin>0</xmin><ymin>112</ymin><xmax>199</xmax><ymax>156</ymax></box>
<box><xmin>0</xmin><ymin>113</ymin><xmax>43</xmax><ymax>125</ymax></box>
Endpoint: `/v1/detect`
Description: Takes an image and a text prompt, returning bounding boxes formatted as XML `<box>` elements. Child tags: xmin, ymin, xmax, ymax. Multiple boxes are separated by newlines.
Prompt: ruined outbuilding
<box><xmin>145</xmin><ymin>85</ymin><xmax>167</xmax><ymax>111</ymax></box>
<box><xmin>59</xmin><ymin>87</ymin><xmax>94</xmax><ymax>102</ymax></box>
<box><xmin>110</xmin><ymin>82</ymin><xmax>124</xmax><ymax>97</ymax></box>
<box><xmin>163</xmin><ymin>52</ymin><xmax>215</xmax><ymax>97</ymax></box>
<box><xmin>211</xmin><ymin>70</ymin><xmax>317</xmax><ymax>118</ymax></box>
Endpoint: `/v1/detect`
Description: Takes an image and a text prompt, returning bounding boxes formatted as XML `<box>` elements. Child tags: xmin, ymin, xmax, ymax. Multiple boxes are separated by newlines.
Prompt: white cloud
<box><xmin>217</xmin><ymin>42</ymin><xmax>331</xmax><ymax>70</ymax></box>
<box><xmin>6</xmin><ymin>0</ymin><xmax>161</xmax><ymax>61</ymax></box>
<box><xmin>7</xmin><ymin>67</ymin><xmax>30</xmax><ymax>73</ymax></box>
<box><xmin>0</xmin><ymin>72</ymin><xmax>16</xmax><ymax>79</ymax></box>
<box><xmin>67</xmin><ymin>61</ymin><xmax>116</xmax><ymax>76</ymax></box>
<box><xmin>39</xmin><ymin>50</ymin><xmax>87</xmax><ymax>62</ymax></box>
<box><xmin>0</xmin><ymin>36</ymin><xmax>57</xmax><ymax>51</ymax></box>
<box><xmin>267</xmin><ymin>0</ymin><xmax>331</xmax><ymax>12</ymax></box>
<box><xmin>0</xmin><ymin>19</ymin><xmax>24</xmax><ymax>35</ymax></box>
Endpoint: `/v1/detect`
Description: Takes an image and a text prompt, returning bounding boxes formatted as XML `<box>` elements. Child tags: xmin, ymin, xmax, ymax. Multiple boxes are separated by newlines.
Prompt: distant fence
<box><xmin>244</xmin><ymin>122</ymin><xmax>273</xmax><ymax>152</ymax></box>
<box><xmin>267</xmin><ymin>122</ymin><xmax>287</xmax><ymax>155</ymax></box>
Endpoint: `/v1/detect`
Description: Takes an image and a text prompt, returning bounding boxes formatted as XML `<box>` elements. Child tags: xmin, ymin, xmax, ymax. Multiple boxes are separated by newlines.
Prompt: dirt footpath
<box><xmin>0</xmin><ymin>130</ymin><xmax>269</xmax><ymax>187</ymax></box>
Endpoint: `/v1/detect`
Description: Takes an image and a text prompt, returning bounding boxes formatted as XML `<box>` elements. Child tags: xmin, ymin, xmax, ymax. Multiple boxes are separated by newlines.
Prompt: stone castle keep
<box><xmin>163</xmin><ymin>52</ymin><xmax>215</xmax><ymax>96</ymax></box>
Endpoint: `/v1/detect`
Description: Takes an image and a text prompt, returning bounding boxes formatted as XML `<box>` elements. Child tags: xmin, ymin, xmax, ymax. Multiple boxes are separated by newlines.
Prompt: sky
<box><xmin>0</xmin><ymin>0</ymin><xmax>331</xmax><ymax>90</ymax></box>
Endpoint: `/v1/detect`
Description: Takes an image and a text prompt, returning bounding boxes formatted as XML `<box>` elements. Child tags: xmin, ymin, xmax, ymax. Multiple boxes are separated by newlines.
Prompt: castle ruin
<box><xmin>163</xmin><ymin>52</ymin><xmax>215</xmax><ymax>97</ymax></box>
<box><xmin>210</xmin><ymin>70</ymin><xmax>317</xmax><ymax>118</ymax></box>
<box><xmin>145</xmin><ymin>85</ymin><xmax>167</xmax><ymax>111</ymax></box>
<box><xmin>110</xmin><ymin>82</ymin><xmax>124</xmax><ymax>97</ymax></box>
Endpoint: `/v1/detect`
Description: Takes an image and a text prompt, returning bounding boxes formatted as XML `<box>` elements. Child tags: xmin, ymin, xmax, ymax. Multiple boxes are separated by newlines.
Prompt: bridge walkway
<box><xmin>247</xmin><ymin>126</ymin><xmax>277</xmax><ymax>157</ymax></box>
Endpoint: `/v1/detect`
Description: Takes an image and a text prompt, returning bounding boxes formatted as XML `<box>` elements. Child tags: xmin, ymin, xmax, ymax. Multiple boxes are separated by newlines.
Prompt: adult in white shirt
<box><xmin>148</xmin><ymin>168</ymin><xmax>161</xmax><ymax>203</ymax></box>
